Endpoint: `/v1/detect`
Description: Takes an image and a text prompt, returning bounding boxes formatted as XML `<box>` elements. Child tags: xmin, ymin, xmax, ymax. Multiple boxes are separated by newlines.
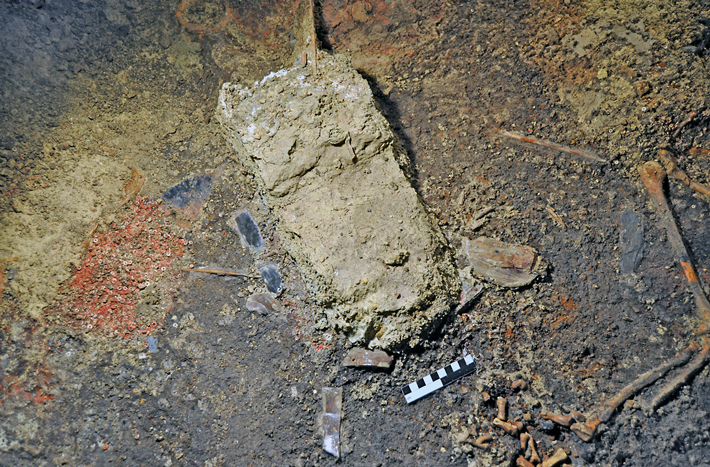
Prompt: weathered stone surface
<box><xmin>217</xmin><ymin>52</ymin><xmax>459</xmax><ymax>349</ymax></box>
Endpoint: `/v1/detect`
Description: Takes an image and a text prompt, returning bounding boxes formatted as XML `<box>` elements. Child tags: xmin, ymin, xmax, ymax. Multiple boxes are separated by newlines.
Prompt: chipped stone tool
<box><xmin>321</xmin><ymin>387</ymin><xmax>342</xmax><ymax>458</ymax></box>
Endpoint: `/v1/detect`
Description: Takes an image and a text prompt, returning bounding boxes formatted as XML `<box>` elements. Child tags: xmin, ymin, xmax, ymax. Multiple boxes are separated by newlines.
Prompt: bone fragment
<box><xmin>342</xmin><ymin>348</ymin><xmax>393</xmax><ymax>370</ymax></box>
<box><xmin>541</xmin><ymin>448</ymin><xmax>570</xmax><ymax>467</ymax></box>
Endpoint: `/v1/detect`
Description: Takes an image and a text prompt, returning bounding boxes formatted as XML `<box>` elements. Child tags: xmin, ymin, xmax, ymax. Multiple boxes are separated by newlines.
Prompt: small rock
<box><xmin>162</xmin><ymin>173</ymin><xmax>214</xmax><ymax>219</ymax></box>
<box><xmin>147</xmin><ymin>336</ymin><xmax>158</xmax><ymax>353</ymax></box>
<box><xmin>538</xmin><ymin>420</ymin><xmax>556</xmax><ymax>434</ymax></box>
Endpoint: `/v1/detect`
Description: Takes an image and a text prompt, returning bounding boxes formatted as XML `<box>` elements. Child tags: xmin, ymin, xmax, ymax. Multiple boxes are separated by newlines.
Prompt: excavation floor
<box><xmin>1</xmin><ymin>0</ymin><xmax>710</xmax><ymax>466</ymax></box>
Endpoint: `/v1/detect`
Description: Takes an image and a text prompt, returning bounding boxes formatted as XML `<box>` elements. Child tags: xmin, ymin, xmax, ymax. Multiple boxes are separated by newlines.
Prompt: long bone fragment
<box><xmin>572</xmin><ymin>160</ymin><xmax>710</xmax><ymax>442</ymax></box>
<box><xmin>638</xmin><ymin>161</ymin><xmax>710</xmax><ymax>330</ymax></box>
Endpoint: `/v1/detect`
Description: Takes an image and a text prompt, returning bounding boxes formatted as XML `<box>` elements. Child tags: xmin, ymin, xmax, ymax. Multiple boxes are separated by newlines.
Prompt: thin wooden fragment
<box><xmin>672</xmin><ymin>111</ymin><xmax>697</xmax><ymax>140</ymax></box>
<box><xmin>546</xmin><ymin>206</ymin><xmax>566</xmax><ymax>229</ymax></box>
<box><xmin>179</xmin><ymin>267</ymin><xmax>259</xmax><ymax>278</ymax></box>
<box><xmin>498</xmin><ymin>129</ymin><xmax>607</xmax><ymax>163</ymax></box>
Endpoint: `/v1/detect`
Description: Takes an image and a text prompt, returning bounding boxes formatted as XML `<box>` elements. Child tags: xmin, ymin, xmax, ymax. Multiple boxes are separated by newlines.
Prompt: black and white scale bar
<box><xmin>401</xmin><ymin>355</ymin><xmax>476</xmax><ymax>404</ymax></box>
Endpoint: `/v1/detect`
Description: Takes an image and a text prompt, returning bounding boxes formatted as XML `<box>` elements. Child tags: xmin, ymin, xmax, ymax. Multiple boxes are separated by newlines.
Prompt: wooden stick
<box><xmin>180</xmin><ymin>267</ymin><xmax>259</xmax><ymax>278</ymax></box>
<box><xmin>498</xmin><ymin>130</ymin><xmax>607</xmax><ymax>163</ymax></box>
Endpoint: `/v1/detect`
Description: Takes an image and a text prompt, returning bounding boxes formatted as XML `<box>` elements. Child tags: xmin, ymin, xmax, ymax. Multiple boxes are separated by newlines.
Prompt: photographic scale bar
<box><xmin>401</xmin><ymin>354</ymin><xmax>477</xmax><ymax>404</ymax></box>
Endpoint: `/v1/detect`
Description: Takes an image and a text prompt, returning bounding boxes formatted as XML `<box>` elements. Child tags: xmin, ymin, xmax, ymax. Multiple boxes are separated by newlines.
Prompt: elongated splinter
<box><xmin>179</xmin><ymin>267</ymin><xmax>259</xmax><ymax>278</ymax></box>
<box><xmin>638</xmin><ymin>161</ymin><xmax>710</xmax><ymax>329</ymax></box>
<box><xmin>498</xmin><ymin>130</ymin><xmax>607</xmax><ymax>163</ymax></box>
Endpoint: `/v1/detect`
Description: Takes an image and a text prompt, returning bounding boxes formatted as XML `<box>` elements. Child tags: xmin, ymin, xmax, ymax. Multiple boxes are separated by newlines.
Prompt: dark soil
<box><xmin>1</xmin><ymin>0</ymin><xmax>710</xmax><ymax>466</ymax></box>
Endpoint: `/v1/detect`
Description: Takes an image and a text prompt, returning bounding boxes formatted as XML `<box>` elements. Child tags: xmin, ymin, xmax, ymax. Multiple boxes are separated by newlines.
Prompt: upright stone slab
<box><xmin>217</xmin><ymin>53</ymin><xmax>459</xmax><ymax>349</ymax></box>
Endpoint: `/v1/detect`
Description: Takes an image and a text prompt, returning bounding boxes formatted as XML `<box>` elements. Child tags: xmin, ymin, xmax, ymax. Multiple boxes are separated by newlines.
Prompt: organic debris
<box><xmin>649</xmin><ymin>337</ymin><xmax>710</xmax><ymax>411</ymax></box>
<box><xmin>570</xmin><ymin>342</ymin><xmax>697</xmax><ymax>442</ymax></box>
<box><xmin>638</xmin><ymin>160</ymin><xmax>710</xmax><ymax>328</ymax></box>
<box><xmin>55</xmin><ymin>196</ymin><xmax>185</xmax><ymax>337</ymax></box>
<box><xmin>495</xmin><ymin>397</ymin><xmax>507</xmax><ymax>420</ymax></box>
<box><xmin>657</xmin><ymin>148</ymin><xmax>710</xmax><ymax>199</ymax></box>
<box><xmin>470</xmin><ymin>432</ymin><xmax>493</xmax><ymax>449</ymax></box>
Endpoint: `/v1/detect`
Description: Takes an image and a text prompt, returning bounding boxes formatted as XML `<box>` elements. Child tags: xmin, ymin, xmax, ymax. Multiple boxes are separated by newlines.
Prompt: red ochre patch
<box><xmin>56</xmin><ymin>195</ymin><xmax>186</xmax><ymax>338</ymax></box>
